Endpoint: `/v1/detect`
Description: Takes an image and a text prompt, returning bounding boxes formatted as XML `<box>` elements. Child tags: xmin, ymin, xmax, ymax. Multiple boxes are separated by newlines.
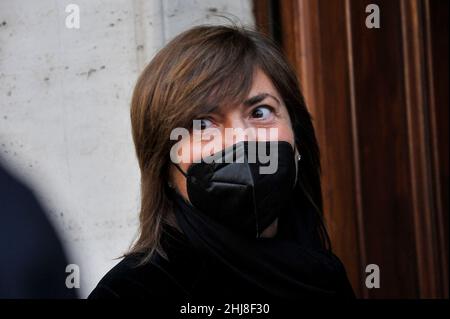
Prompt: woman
<box><xmin>89</xmin><ymin>24</ymin><xmax>355</xmax><ymax>300</ymax></box>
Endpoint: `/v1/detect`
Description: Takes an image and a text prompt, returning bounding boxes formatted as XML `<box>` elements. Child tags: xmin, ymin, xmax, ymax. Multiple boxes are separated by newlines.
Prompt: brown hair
<box><xmin>128</xmin><ymin>23</ymin><xmax>330</xmax><ymax>263</ymax></box>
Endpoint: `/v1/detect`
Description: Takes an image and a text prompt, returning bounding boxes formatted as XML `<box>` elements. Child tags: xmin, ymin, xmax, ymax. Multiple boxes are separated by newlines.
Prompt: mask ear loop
<box><xmin>168</xmin><ymin>163</ymin><xmax>188</xmax><ymax>189</ymax></box>
<box><xmin>173</xmin><ymin>163</ymin><xmax>188</xmax><ymax>178</ymax></box>
<box><xmin>294</xmin><ymin>145</ymin><xmax>301</xmax><ymax>187</ymax></box>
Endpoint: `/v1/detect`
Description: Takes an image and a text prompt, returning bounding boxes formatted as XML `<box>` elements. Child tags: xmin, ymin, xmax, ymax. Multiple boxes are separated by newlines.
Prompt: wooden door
<box><xmin>254</xmin><ymin>0</ymin><xmax>448</xmax><ymax>298</ymax></box>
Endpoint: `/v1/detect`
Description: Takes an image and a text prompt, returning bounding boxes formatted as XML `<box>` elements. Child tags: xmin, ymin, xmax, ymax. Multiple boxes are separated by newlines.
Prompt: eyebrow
<box><xmin>243</xmin><ymin>93</ymin><xmax>281</xmax><ymax>107</ymax></box>
<box><xmin>198</xmin><ymin>92</ymin><xmax>281</xmax><ymax>118</ymax></box>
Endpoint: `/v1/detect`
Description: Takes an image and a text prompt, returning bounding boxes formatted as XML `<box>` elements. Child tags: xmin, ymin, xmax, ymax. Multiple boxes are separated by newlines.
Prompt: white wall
<box><xmin>0</xmin><ymin>0</ymin><xmax>254</xmax><ymax>297</ymax></box>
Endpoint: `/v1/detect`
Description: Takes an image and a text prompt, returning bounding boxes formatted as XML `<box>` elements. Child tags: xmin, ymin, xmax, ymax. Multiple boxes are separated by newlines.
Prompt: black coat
<box><xmin>88</xmin><ymin>224</ymin><xmax>283</xmax><ymax>301</ymax></box>
<box><xmin>88</xmin><ymin>222</ymin><xmax>355</xmax><ymax>301</ymax></box>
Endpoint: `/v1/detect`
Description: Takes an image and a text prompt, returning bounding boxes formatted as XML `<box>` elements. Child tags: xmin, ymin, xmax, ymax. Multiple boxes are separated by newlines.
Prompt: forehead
<box><xmin>249</xmin><ymin>68</ymin><xmax>281</xmax><ymax>98</ymax></box>
<box><xmin>213</xmin><ymin>68</ymin><xmax>282</xmax><ymax>114</ymax></box>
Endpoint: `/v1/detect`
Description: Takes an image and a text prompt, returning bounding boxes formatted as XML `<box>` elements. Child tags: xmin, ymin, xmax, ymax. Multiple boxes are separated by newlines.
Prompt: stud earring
<box><xmin>297</xmin><ymin>154</ymin><xmax>302</xmax><ymax>161</ymax></box>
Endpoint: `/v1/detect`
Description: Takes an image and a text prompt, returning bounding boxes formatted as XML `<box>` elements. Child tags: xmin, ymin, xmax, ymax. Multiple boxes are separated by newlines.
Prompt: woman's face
<box><xmin>170</xmin><ymin>68</ymin><xmax>296</xmax><ymax>237</ymax></box>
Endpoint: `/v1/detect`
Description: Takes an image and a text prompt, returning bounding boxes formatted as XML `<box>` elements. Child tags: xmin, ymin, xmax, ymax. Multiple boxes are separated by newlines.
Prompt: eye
<box><xmin>251</xmin><ymin>105</ymin><xmax>273</xmax><ymax>120</ymax></box>
<box><xmin>193</xmin><ymin>118</ymin><xmax>213</xmax><ymax>130</ymax></box>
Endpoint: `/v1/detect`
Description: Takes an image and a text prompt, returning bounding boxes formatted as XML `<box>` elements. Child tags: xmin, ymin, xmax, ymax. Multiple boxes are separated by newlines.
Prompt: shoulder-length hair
<box><xmin>128</xmin><ymin>24</ymin><xmax>330</xmax><ymax>263</ymax></box>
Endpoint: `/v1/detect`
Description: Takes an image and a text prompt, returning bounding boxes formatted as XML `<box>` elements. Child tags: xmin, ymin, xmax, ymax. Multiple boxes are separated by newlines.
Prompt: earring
<box><xmin>297</xmin><ymin>154</ymin><xmax>302</xmax><ymax>161</ymax></box>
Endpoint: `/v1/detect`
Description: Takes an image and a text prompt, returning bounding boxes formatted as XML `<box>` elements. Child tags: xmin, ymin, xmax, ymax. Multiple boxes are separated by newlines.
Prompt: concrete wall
<box><xmin>0</xmin><ymin>0</ymin><xmax>254</xmax><ymax>297</ymax></box>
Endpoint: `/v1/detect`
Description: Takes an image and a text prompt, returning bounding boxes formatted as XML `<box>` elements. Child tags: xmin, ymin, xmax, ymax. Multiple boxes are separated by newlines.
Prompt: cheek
<box><xmin>174</xmin><ymin>133</ymin><xmax>220</xmax><ymax>172</ymax></box>
<box><xmin>171</xmin><ymin>137</ymin><xmax>195</xmax><ymax>173</ymax></box>
<box><xmin>267</xmin><ymin>116</ymin><xmax>295</xmax><ymax>147</ymax></box>
<box><xmin>275</xmin><ymin>126</ymin><xmax>295</xmax><ymax>146</ymax></box>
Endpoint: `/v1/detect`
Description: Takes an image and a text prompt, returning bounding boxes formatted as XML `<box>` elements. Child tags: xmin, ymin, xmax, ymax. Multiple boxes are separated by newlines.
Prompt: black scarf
<box><xmin>169</xmin><ymin>187</ymin><xmax>356</xmax><ymax>299</ymax></box>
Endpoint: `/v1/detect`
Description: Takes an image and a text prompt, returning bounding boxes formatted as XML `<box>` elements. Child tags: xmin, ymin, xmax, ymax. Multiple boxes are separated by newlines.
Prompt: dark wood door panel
<box><xmin>254</xmin><ymin>0</ymin><xmax>449</xmax><ymax>298</ymax></box>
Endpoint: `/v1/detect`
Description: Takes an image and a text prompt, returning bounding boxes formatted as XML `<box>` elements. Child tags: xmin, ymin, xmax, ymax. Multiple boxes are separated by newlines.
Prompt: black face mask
<box><xmin>173</xmin><ymin>140</ymin><xmax>297</xmax><ymax>238</ymax></box>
